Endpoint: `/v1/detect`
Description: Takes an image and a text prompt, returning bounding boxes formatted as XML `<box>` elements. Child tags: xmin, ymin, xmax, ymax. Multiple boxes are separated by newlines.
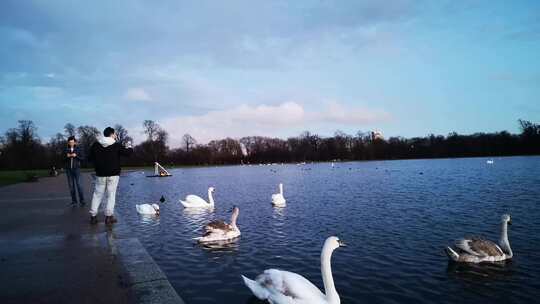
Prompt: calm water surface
<box><xmin>116</xmin><ymin>156</ymin><xmax>540</xmax><ymax>304</ymax></box>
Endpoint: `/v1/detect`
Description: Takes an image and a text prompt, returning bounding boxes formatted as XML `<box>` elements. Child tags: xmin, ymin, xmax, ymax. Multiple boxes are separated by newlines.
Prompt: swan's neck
<box><xmin>279</xmin><ymin>184</ymin><xmax>283</xmax><ymax>195</ymax></box>
<box><xmin>230</xmin><ymin>210</ymin><xmax>239</xmax><ymax>228</ymax></box>
<box><xmin>208</xmin><ymin>190</ymin><xmax>215</xmax><ymax>205</ymax></box>
<box><xmin>321</xmin><ymin>246</ymin><xmax>339</xmax><ymax>304</ymax></box>
<box><xmin>499</xmin><ymin>221</ymin><xmax>512</xmax><ymax>257</ymax></box>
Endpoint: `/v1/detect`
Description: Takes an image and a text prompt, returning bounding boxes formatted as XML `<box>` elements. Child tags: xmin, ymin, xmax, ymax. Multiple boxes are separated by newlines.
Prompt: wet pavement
<box><xmin>0</xmin><ymin>173</ymin><xmax>184</xmax><ymax>304</ymax></box>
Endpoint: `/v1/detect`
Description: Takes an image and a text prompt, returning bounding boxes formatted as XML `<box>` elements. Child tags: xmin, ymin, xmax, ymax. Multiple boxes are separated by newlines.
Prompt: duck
<box><xmin>195</xmin><ymin>206</ymin><xmax>240</xmax><ymax>243</ymax></box>
<box><xmin>445</xmin><ymin>214</ymin><xmax>513</xmax><ymax>263</ymax></box>
<box><xmin>242</xmin><ymin>236</ymin><xmax>346</xmax><ymax>304</ymax></box>
<box><xmin>136</xmin><ymin>203</ymin><xmax>160</xmax><ymax>216</ymax></box>
<box><xmin>160</xmin><ymin>195</ymin><xmax>165</xmax><ymax>203</ymax></box>
<box><xmin>271</xmin><ymin>183</ymin><xmax>286</xmax><ymax>207</ymax></box>
<box><xmin>180</xmin><ymin>187</ymin><xmax>215</xmax><ymax>208</ymax></box>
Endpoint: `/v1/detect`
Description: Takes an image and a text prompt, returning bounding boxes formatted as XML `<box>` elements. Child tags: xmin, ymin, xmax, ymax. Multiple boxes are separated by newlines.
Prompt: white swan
<box><xmin>446</xmin><ymin>214</ymin><xmax>513</xmax><ymax>263</ymax></box>
<box><xmin>180</xmin><ymin>187</ymin><xmax>215</xmax><ymax>208</ymax></box>
<box><xmin>272</xmin><ymin>183</ymin><xmax>286</xmax><ymax>207</ymax></box>
<box><xmin>136</xmin><ymin>203</ymin><xmax>160</xmax><ymax>215</ymax></box>
<box><xmin>242</xmin><ymin>236</ymin><xmax>345</xmax><ymax>304</ymax></box>
<box><xmin>195</xmin><ymin>206</ymin><xmax>240</xmax><ymax>243</ymax></box>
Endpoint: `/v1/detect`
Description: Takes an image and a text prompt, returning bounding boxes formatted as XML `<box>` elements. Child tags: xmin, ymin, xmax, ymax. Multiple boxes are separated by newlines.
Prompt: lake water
<box><xmin>116</xmin><ymin>156</ymin><xmax>540</xmax><ymax>304</ymax></box>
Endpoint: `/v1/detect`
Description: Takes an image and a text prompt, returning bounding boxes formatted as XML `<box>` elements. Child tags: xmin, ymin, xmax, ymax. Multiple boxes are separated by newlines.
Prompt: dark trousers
<box><xmin>66</xmin><ymin>168</ymin><xmax>85</xmax><ymax>204</ymax></box>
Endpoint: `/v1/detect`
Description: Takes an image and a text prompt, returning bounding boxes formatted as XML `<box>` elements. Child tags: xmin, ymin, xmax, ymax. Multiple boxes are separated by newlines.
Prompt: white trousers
<box><xmin>89</xmin><ymin>176</ymin><xmax>120</xmax><ymax>217</ymax></box>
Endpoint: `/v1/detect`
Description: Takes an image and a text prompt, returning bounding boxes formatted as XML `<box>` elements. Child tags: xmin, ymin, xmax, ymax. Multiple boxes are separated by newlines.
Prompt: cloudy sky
<box><xmin>1</xmin><ymin>1</ymin><xmax>539</xmax><ymax>146</ymax></box>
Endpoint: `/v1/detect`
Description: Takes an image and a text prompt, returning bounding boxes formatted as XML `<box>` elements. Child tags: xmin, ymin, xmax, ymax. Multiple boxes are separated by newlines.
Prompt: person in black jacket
<box><xmin>65</xmin><ymin>136</ymin><xmax>85</xmax><ymax>206</ymax></box>
<box><xmin>88</xmin><ymin>127</ymin><xmax>133</xmax><ymax>225</ymax></box>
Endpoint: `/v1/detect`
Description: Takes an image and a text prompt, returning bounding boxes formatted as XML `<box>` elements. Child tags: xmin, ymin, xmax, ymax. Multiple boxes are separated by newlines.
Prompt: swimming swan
<box><xmin>242</xmin><ymin>236</ymin><xmax>345</xmax><ymax>304</ymax></box>
<box><xmin>136</xmin><ymin>203</ymin><xmax>160</xmax><ymax>215</ymax></box>
<box><xmin>195</xmin><ymin>206</ymin><xmax>240</xmax><ymax>243</ymax></box>
<box><xmin>272</xmin><ymin>183</ymin><xmax>286</xmax><ymax>207</ymax></box>
<box><xmin>446</xmin><ymin>214</ymin><xmax>513</xmax><ymax>263</ymax></box>
<box><xmin>180</xmin><ymin>187</ymin><xmax>215</xmax><ymax>208</ymax></box>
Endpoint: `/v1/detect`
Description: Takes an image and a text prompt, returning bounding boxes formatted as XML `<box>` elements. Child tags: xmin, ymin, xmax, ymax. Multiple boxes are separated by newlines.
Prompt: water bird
<box><xmin>195</xmin><ymin>206</ymin><xmax>240</xmax><ymax>243</ymax></box>
<box><xmin>160</xmin><ymin>195</ymin><xmax>165</xmax><ymax>203</ymax></box>
<box><xmin>271</xmin><ymin>183</ymin><xmax>286</xmax><ymax>207</ymax></box>
<box><xmin>180</xmin><ymin>187</ymin><xmax>215</xmax><ymax>208</ymax></box>
<box><xmin>445</xmin><ymin>214</ymin><xmax>513</xmax><ymax>263</ymax></box>
<box><xmin>242</xmin><ymin>236</ymin><xmax>346</xmax><ymax>304</ymax></box>
<box><xmin>487</xmin><ymin>159</ymin><xmax>494</xmax><ymax>164</ymax></box>
<box><xmin>136</xmin><ymin>203</ymin><xmax>160</xmax><ymax>215</ymax></box>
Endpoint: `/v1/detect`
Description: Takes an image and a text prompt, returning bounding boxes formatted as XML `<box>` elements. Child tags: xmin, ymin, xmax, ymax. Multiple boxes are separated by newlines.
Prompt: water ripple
<box><xmin>117</xmin><ymin>157</ymin><xmax>540</xmax><ymax>304</ymax></box>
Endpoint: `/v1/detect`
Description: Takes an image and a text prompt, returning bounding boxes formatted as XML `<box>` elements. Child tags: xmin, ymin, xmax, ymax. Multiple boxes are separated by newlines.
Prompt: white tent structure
<box><xmin>147</xmin><ymin>162</ymin><xmax>172</xmax><ymax>177</ymax></box>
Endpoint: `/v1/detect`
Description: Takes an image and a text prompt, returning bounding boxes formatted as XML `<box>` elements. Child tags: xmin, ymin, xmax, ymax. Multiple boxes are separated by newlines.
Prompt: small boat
<box><xmin>486</xmin><ymin>159</ymin><xmax>494</xmax><ymax>165</ymax></box>
<box><xmin>146</xmin><ymin>162</ymin><xmax>173</xmax><ymax>177</ymax></box>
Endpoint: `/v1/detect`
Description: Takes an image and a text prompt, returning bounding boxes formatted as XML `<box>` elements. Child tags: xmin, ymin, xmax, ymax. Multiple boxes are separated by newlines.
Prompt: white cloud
<box><xmin>31</xmin><ymin>86</ymin><xmax>65</xmax><ymax>99</ymax></box>
<box><xmin>312</xmin><ymin>101</ymin><xmax>392</xmax><ymax>124</ymax></box>
<box><xmin>124</xmin><ymin>87</ymin><xmax>152</xmax><ymax>102</ymax></box>
<box><xmin>157</xmin><ymin>101</ymin><xmax>390</xmax><ymax>146</ymax></box>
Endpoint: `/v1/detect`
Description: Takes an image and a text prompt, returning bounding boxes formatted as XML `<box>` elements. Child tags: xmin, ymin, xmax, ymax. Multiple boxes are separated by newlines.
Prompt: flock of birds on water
<box><xmin>133</xmin><ymin>159</ymin><xmax>513</xmax><ymax>304</ymax></box>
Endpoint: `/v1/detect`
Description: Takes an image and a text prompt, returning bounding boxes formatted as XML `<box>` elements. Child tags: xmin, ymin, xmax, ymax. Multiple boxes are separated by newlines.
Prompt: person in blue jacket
<box><xmin>65</xmin><ymin>136</ymin><xmax>85</xmax><ymax>206</ymax></box>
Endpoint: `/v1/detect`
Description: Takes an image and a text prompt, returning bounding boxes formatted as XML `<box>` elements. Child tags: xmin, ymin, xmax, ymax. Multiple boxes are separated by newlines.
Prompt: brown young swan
<box><xmin>446</xmin><ymin>214</ymin><xmax>513</xmax><ymax>263</ymax></box>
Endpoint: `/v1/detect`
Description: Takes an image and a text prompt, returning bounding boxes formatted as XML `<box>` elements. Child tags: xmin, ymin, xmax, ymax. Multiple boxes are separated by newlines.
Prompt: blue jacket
<box><xmin>64</xmin><ymin>146</ymin><xmax>84</xmax><ymax>169</ymax></box>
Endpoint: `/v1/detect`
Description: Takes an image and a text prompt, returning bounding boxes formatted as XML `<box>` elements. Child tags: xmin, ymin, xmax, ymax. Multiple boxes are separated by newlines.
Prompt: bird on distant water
<box><xmin>160</xmin><ymin>195</ymin><xmax>165</xmax><ymax>203</ymax></box>
<box><xmin>445</xmin><ymin>214</ymin><xmax>513</xmax><ymax>263</ymax></box>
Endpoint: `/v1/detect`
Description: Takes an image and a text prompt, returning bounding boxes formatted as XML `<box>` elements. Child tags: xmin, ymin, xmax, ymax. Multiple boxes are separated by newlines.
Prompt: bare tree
<box><xmin>143</xmin><ymin>120</ymin><xmax>159</xmax><ymax>141</ymax></box>
<box><xmin>139</xmin><ymin>120</ymin><xmax>168</xmax><ymax>162</ymax></box>
<box><xmin>1</xmin><ymin>120</ymin><xmax>43</xmax><ymax>169</ymax></box>
<box><xmin>77</xmin><ymin>125</ymin><xmax>100</xmax><ymax>166</ymax></box>
<box><xmin>64</xmin><ymin>123</ymin><xmax>76</xmax><ymax>138</ymax></box>
<box><xmin>18</xmin><ymin>120</ymin><xmax>39</xmax><ymax>145</ymax></box>
<box><xmin>114</xmin><ymin>124</ymin><xmax>133</xmax><ymax>146</ymax></box>
<box><xmin>182</xmin><ymin>134</ymin><xmax>197</xmax><ymax>153</ymax></box>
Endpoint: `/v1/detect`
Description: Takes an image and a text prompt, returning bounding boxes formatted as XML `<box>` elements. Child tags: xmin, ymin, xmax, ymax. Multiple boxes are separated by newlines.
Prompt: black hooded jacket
<box><xmin>88</xmin><ymin>137</ymin><xmax>133</xmax><ymax>177</ymax></box>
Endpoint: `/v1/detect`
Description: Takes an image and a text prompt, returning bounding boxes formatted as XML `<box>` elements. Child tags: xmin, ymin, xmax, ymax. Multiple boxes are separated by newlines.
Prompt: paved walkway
<box><xmin>0</xmin><ymin>173</ymin><xmax>184</xmax><ymax>304</ymax></box>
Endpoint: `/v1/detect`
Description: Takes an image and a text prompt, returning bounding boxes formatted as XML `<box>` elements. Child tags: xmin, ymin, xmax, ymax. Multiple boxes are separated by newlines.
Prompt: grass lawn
<box><xmin>0</xmin><ymin>170</ymin><xmax>53</xmax><ymax>187</ymax></box>
<box><xmin>0</xmin><ymin>164</ymin><xmax>210</xmax><ymax>187</ymax></box>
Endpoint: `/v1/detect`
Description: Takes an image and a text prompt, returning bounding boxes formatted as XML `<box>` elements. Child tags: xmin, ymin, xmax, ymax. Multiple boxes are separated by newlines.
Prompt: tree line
<box><xmin>0</xmin><ymin>119</ymin><xmax>539</xmax><ymax>170</ymax></box>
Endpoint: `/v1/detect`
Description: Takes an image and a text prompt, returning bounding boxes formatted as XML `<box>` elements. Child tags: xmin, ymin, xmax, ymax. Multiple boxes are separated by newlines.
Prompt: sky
<box><xmin>1</xmin><ymin>0</ymin><xmax>539</xmax><ymax>147</ymax></box>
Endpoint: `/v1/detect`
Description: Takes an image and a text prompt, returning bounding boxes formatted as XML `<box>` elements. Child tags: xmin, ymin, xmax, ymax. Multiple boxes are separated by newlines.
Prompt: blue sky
<box><xmin>1</xmin><ymin>1</ymin><xmax>539</xmax><ymax>146</ymax></box>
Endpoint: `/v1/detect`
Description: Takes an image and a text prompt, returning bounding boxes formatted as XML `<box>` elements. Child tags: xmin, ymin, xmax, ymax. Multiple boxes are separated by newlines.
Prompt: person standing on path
<box><xmin>88</xmin><ymin>127</ymin><xmax>133</xmax><ymax>225</ymax></box>
<box><xmin>65</xmin><ymin>136</ymin><xmax>85</xmax><ymax>206</ymax></box>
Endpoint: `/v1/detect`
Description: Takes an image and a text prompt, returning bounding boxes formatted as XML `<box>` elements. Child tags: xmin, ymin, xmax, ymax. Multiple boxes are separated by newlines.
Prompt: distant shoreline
<box><xmin>2</xmin><ymin>154</ymin><xmax>538</xmax><ymax>187</ymax></box>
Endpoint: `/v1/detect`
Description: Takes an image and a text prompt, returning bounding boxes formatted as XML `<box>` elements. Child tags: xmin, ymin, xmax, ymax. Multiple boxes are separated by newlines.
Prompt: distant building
<box><xmin>371</xmin><ymin>130</ymin><xmax>384</xmax><ymax>141</ymax></box>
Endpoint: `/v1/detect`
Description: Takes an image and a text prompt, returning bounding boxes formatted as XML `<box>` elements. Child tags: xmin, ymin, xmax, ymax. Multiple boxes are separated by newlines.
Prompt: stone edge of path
<box><xmin>112</xmin><ymin>213</ymin><xmax>187</xmax><ymax>304</ymax></box>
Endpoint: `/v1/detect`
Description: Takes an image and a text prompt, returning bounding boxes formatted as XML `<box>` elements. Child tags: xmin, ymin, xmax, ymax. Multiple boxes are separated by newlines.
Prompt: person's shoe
<box><xmin>90</xmin><ymin>216</ymin><xmax>98</xmax><ymax>225</ymax></box>
<box><xmin>70</xmin><ymin>202</ymin><xmax>77</xmax><ymax>207</ymax></box>
<box><xmin>105</xmin><ymin>216</ymin><xmax>117</xmax><ymax>225</ymax></box>
<box><xmin>79</xmin><ymin>201</ymin><xmax>86</xmax><ymax>207</ymax></box>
